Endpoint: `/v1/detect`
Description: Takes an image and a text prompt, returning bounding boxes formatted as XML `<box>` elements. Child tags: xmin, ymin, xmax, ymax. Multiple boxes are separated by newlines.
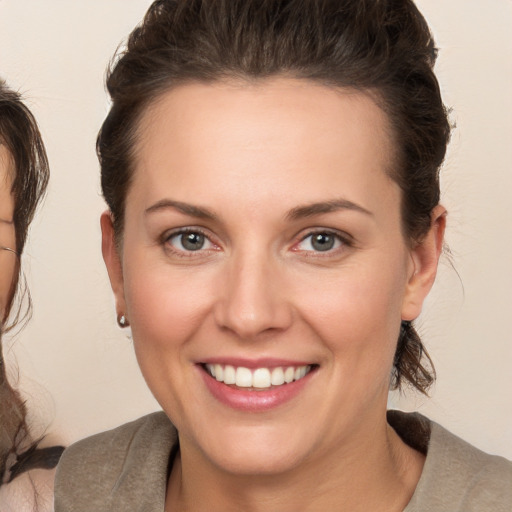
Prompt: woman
<box><xmin>0</xmin><ymin>80</ymin><xmax>64</xmax><ymax>511</ymax></box>
<box><xmin>55</xmin><ymin>1</ymin><xmax>512</xmax><ymax>510</ymax></box>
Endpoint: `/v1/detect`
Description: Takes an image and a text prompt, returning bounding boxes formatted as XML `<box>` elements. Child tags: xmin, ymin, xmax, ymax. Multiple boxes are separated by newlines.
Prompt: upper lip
<box><xmin>199</xmin><ymin>357</ymin><xmax>315</xmax><ymax>369</ymax></box>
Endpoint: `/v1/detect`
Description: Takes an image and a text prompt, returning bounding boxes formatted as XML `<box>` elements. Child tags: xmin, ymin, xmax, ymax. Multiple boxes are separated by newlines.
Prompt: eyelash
<box><xmin>161</xmin><ymin>227</ymin><xmax>218</xmax><ymax>258</ymax></box>
<box><xmin>292</xmin><ymin>229</ymin><xmax>353</xmax><ymax>256</ymax></box>
<box><xmin>160</xmin><ymin>227</ymin><xmax>353</xmax><ymax>258</ymax></box>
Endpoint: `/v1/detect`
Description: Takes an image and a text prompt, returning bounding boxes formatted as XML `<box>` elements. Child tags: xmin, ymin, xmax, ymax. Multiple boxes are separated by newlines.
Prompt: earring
<box><xmin>117</xmin><ymin>314</ymin><xmax>129</xmax><ymax>328</ymax></box>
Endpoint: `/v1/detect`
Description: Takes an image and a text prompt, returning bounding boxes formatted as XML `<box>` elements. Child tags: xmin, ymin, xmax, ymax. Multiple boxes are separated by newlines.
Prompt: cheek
<box><xmin>122</xmin><ymin>264</ymin><xmax>211</xmax><ymax>417</ymax></box>
<box><xmin>125</xmin><ymin>266</ymin><xmax>212</xmax><ymax>345</ymax></box>
<box><xmin>294</xmin><ymin>256</ymin><xmax>408</xmax><ymax>370</ymax></box>
<box><xmin>121</xmin><ymin>254</ymin><xmax>220</xmax><ymax>389</ymax></box>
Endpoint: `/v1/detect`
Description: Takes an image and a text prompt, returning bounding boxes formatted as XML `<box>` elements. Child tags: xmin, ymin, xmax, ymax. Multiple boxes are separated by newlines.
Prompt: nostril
<box><xmin>212</xmin><ymin>258</ymin><xmax>294</xmax><ymax>338</ymax></box>
<box><xmin>213</xmin><ymin>294</ymin><xmax>293</xmax><ymax>339</ymax></box>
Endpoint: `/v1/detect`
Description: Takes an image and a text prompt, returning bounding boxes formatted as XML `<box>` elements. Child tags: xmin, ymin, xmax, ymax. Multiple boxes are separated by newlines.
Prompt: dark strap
<box><xmin>8</xmin><ymin>444</ymin><xmax>65</xmax><ymax>482</ymax></box>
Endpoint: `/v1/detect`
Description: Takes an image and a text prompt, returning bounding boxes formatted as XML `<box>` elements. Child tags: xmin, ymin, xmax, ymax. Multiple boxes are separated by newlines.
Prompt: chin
<box><xmin>209</xmin><ymin>446</ymin><xmax>307</xmax><ymax>477</ymax></box>
<box><xmin>193</xmin><ymin>422</ymin><xmax>313</xmax><ymax>477</ymax></box>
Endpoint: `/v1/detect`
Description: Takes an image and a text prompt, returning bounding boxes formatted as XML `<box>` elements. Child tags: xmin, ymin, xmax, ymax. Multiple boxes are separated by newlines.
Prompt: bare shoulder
<box><xmin>0</xmin><ymin>468</ymin><xmax>56</xmax><ymax>512</ymax></box>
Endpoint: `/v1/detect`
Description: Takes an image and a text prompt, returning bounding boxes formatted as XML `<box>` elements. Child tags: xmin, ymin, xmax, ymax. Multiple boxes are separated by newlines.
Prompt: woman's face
<box><xmin>103</xmin><ymin>79</ymin><xmax>443</xmax><ymax>475</ymax></box>
<box><xmin>0</xmin><ymin>145</ymin><xmax>16</xmax><ymax>321</ymax></box>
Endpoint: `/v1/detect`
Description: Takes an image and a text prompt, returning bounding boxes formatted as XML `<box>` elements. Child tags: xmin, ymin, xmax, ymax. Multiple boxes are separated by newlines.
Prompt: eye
<box><xmin>295</xmin><ymin>231</ymin><xmax>344</xmax><ymax>253</ymax></box>
<box><xmin>167</xmin><ymin>230</ymin><xmax>214</xmax><ymax>252</ymax></box>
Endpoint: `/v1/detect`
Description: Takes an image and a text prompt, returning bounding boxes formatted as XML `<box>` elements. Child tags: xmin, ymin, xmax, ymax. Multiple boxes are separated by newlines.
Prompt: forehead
<box><xmin>137</xmin><ymin>78</ymin><xmax>393</xmax><ymax>155</ymax></box>
<box><xmin>130</xmin><ymin>78</ymin><xmax>398</xmax><ymax>215</ymax></box>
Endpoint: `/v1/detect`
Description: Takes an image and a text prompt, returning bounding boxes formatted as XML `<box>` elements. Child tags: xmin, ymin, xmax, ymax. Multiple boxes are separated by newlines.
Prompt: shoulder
<box><xmin>425</xmin><ymin>419</ymin><xmax>512</xmax><ymax>510</ymax></box>
<box><xmin>0</xmin><ymin>468</ymin><xmax>56</xmax><ymax>512</ymax></box>
<box><xmin>54</xmin><ymin>412</ymin><xmax>177</xmax><ymax>512</ymax></box>
<box><xmin>389</xmin><ymin>411</ymin><xmax>512</xmax><ymax>512</ymax></box>
<box><xmin>56</xmin><ymin>411</ymin><xmax>175</xmax><ymax>468</ymax></box>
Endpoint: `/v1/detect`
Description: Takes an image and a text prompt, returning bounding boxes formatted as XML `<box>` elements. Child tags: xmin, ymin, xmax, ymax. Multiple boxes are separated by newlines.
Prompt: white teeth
<box><xmin>284</xmin><ymin>367</ymin><xmax>295</xmax><ymax>383</ymax></box>
<box><xmin>271</xmin><ymin>367</ymin><xmax>285</xmax><ymax>386</ymax></box>
<box><xmin>235</xmin><ymin>367</ymin><xmax>253</xmax><ymax>387</ymax></box>
<box><xmin>253</xmin><ymin>368</ymin><xmax>271</xmax><ymax>388</ymax></box>
<box><xmin>214</xmin><ymin>364</ymin><xmax>224</xmax><ymax>382</ymax></box>
<box><xmin>223</xmin><ymin>365</ymin><xmax>236</xmax><ymax>384</ymax></box>
<box><xmin>206</xmin><ymin>364</ymin><xmax>216</xmax><ymax>378</ymax></box>
<box><xmin>205</xmin><ymin>363</ymin><xmax>312</xmax><ymax>389</ymax></box>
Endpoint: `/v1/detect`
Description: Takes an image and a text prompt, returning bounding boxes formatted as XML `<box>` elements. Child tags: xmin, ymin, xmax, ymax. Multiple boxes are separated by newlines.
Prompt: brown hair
<box><xmin>0</xmin><ymin>81</ymin><xmax>48</xmax><ymax>256</ymax></box>
<box><xmin>0</xmin><ymin>80</ymin><xmax>49</xmax><ymax>326</ymax></box>
<box><xmin>98</xmin><ymin>0</ymin><xmax>451</xmax><ymax>393</ymax></box>
<box><xmin>0</xmin><ymin>80</ymin><xmax>63</xmax><ymax>487</ymax></box>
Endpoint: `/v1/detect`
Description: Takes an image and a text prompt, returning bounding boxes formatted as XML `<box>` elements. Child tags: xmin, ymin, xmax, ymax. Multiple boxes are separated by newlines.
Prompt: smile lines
<box><xmin>204</xmin><ymin>364</ymin><xmax>313</xmax><ymax>389</ymax></box>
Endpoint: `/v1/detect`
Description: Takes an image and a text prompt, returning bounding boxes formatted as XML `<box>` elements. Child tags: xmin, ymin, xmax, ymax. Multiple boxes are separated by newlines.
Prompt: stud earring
<box><xmin>117</xmin><ymin>314</ymin><xmax>129</xmax><ymax>328</ymax></box>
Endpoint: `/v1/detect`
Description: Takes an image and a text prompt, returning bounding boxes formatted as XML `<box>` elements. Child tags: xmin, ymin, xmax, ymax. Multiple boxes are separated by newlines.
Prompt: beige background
<box><xmin>0</xmin><ymin>1</ymin><xmax>511</xmax><ymax>459</ymax></box>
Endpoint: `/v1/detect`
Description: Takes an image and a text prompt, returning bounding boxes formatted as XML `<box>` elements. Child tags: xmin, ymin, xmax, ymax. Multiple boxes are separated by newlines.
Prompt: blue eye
<box><xmin>297</xmin><ymin>232</ymin><xmax>343</xmax><ymax>252</ymax></box>
<box><xmin>168</xmin><ymin>231</ymin><xmax>213</xmax><ymax>252</ymax></box>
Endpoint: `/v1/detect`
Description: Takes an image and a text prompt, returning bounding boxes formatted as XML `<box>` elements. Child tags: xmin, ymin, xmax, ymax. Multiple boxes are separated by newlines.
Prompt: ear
<box><xmin>401</xmin><ymin>205</ymin><xmax>446</xmax><ymax>321</ymax></box>
<box><xmin>100</xmin><ymin>210</ymin><xmax>127</xmax><ymax>321</ymax></box>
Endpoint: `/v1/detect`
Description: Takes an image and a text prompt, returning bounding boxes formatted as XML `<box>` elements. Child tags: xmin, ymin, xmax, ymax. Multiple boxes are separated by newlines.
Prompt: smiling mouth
<box><xmin>203</xmin><ymin>363</ymin><xmax>315</xmax><ymax>390</ymax></box>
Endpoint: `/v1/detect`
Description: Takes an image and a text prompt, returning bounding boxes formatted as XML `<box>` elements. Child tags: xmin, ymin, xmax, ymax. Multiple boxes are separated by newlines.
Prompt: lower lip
<box><xmin>199</xmin><ymin>366</ymin><xmax>315</xmax><ymax>412</ymax></box>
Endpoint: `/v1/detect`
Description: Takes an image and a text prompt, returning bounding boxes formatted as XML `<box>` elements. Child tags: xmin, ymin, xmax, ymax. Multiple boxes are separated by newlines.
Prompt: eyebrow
<box><xmin>145</xmin><ymin>197</ymin><xmax>372</xmax><ymax>223</ymax></box>
<box><xmin>286</xmin><ymin>198</ymin><xmax>373</xmax><ymax>220</ymax></box>
<box><xmin>145</xmin><ymin>199</ymin><xmax>218</xmax><ymax>220</ymax></box>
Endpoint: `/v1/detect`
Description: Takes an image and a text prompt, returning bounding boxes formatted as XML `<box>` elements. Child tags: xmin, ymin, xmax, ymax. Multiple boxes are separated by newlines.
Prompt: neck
<box><xmin>166</xmin><ymin>409</ymin><xmax>424</xmax><ymax>512</ymax></box>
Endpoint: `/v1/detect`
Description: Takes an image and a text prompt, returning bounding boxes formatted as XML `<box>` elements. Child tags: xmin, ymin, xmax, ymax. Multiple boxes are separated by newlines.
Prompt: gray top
<box><xmin>55</xmin><ymin>410</ymin><xmax>512</xmax><ymax>511</ymax></box>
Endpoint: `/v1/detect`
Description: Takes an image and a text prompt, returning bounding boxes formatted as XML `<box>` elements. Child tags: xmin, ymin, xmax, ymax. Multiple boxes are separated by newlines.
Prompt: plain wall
<box><xmin>0</xmin><ymin>0</ymin><xmax>511</xmax><ymax>458</ymax></box>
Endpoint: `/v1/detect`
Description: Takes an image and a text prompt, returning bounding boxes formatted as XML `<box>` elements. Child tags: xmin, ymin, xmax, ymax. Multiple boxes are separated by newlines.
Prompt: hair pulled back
<box><xmin>98</xmin><ymin>0</ymin><xmax>451</xmax><ymax>394</ymax></box>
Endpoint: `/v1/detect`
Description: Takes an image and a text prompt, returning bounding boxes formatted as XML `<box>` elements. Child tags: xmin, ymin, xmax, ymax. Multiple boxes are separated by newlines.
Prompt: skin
<box><xmin>0</xmin><ymin>145</ymin><xmax>17</xmax><ymax>321</ymax></box>
<box><xmin>102</xmin><ymin>78</ymin><xmax>445</xmax><ymax>511</ymax></box>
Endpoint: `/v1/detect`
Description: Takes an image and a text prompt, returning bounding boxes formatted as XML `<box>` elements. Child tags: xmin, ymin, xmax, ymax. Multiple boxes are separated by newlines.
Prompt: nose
<box><xmin>213</xmin><ymin>249</ymin><xmax>293</xmax><ymax>339</ymax></box>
